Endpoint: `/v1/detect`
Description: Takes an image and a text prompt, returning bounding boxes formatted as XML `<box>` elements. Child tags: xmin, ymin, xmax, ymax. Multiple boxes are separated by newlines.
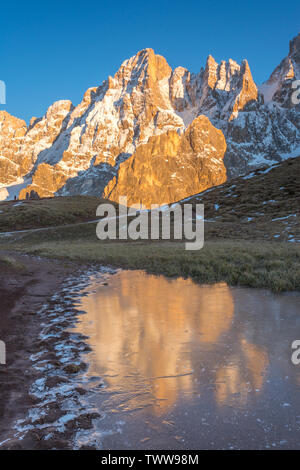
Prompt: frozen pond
<box><xmin>73</xmin><ymin>270</ymin><xmax>300</xmax><ymax>450</ymax></box>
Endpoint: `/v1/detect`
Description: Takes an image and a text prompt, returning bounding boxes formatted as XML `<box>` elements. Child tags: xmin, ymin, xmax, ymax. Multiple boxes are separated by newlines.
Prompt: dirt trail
<box><xmin>0</xmin><ymin>253</ymin><xmax>75</xmax><ymax>447</ymax></box>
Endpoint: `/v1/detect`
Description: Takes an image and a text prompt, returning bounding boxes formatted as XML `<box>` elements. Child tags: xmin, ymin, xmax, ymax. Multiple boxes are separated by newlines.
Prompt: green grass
<box><xmin>0</xmin><ymin>186</ymin><xmax>299</xmax><ymax>293</ymax></box>
<box><xmin>179</xmin><ymin>156</ymin><xmax>300</xmax><ymax>243</ymax></box>
<box><xmin>0</xmin><ymin>196</ymin><xmax>111</xmax><ymax>232</ymax></box>
<box><xmin>3</xmin><ymin>224</ymin><xmax>299</xmax><ymax>292</ymax></box>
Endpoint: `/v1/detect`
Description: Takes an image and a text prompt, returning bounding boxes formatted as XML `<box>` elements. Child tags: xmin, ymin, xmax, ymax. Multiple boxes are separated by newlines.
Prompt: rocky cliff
<box><xmin>103</xmin><ymin>116</ymin><xmax>226</xmax><ymax>207</ymax></box>
<box><xmin>0</xmin><ymin>33</ymin><xmax>299</xmax><ymax>205</ymax></box>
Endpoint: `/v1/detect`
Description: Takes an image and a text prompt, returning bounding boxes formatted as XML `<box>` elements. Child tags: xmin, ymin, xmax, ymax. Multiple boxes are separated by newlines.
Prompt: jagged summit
<box><xmin>0</xmin><ymin>34</ymin><xmax>299</xmax><ymax>204</ymax></box>
<box><xmin>119</xmin><ymin>47</ymin><xmax>170</xmax><ymax>69</ymax></box>
<box><xmin>260</xmin><ymin>32</ymin><xmax>300</xmax><ymax>105</ymax></box>
<box><xmin>112</xmin><ymin>49</ymin><xmax>173</xmax><ymax>94</ymax></box>
<box><xmin>289</xmin><ymin>32</ymin><xmax>300</xmax><ymax>60</ymax></box>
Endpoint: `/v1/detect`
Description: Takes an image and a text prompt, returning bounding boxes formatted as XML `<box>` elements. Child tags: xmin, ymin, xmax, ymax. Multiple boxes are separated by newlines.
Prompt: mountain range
<box><xmin>0</xmin><ymin>32</ymin><xmax>299</xmax><ymax>207</ymax></box>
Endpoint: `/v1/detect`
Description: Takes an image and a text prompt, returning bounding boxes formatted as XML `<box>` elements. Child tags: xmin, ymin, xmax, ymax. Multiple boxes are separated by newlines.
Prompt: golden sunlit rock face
<box><xmin>19</xmin><ymin>163</ymin><xmax>69</xmax><ymax>199</ymax></box>
<box><xmin>0</xmin><ymin>102</ymin><xmax>73</xmax><ymax>189</ymax></box>
<box><xmin>229</xmin><ymin>60</ymin><xmax>258</xmax><ymax>120</ymax></box>
<box><xmin>1</xmin><ymin>33</ymin><xmax>300</xmax><ymax>199</ymax></box>
<box><xmin>0</xmin><ymin>111</ymin><xmax>27</xmax><ymax>184</ymax></box>
<box><xmin>103</xmin><ymin>115</ymin><xmax>226</xmax><ymax>207</ymax></box>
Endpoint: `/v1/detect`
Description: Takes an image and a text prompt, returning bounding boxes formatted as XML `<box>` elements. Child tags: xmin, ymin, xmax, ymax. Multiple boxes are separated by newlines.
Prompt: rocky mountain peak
<box><xmin>260</xmin><ymin>32</ymin><xmax>300</xmax><ymax>106</ymax></box>
<box><xmin>289</xmin><ymin>32</ymin><xmax>300</xmax><ymax>62</ymax></box>
<box><xmin>1</xmin><ymin>34</ymin><xmax>300</xmax><ymax>202</ymax></box>
<box><xmin>197</xmin><ymin>55</ymin><xmax>257</xmax><ymax>122</ymax></box>
<box><xmin>0</xmin><ymin>110</ymin><xmax>27</xmax><ymax>134</ymax></box>
<box><xmin>0</xmin><ymin>111</ymin><xmax>27</xmax><ymax>185</ymax></box>
<box><xmin>115</xmin><ymin>48</ymin><xmax>172</xmax><ymax>90</ymax></box>
<box><xmin>229</xmin><ymin>59</ymin><xmax>258</xmax><ymax>120</ymax></box>
<box><xmin>204</xmin><ymin>55</ymin><xmax>219</xmax><ymax>89</ymax></box>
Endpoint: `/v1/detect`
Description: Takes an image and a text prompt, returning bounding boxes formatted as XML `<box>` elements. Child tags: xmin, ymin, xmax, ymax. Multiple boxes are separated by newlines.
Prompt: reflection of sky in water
<box><xmin>74</xmin><ymin>270</ymin><xmax>300</xmax><ymax>420</ymax></box>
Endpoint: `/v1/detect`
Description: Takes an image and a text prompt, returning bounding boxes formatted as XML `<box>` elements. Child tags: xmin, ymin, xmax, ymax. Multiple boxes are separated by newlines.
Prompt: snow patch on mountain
<box><xmin>0</xmin><ymin>33</ymin><xmax>299</xmax><ymax>200</ymax></box>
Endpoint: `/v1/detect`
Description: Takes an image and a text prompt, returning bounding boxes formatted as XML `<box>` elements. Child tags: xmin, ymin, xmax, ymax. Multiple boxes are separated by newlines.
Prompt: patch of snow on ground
<box><xmin>263</xmin><ymin>200</ymin><xmax>276</xmax><ymax>205</ymax></box>
<box><xmin>272</xmin><ymin>214</ymin><xmax>297</xmax><ymax>222</ymax></box>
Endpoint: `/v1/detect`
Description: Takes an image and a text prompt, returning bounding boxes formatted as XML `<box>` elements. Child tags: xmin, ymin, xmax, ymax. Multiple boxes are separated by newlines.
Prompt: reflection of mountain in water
<box><xmin>215</xmin><ymin>337</ymin><xmax>269</xmax><ymax>407</ymax></box>
<box><xmin>74</xmin><ymin>271</ymin><xmax>300</xmax><ymax>416</ymax></box>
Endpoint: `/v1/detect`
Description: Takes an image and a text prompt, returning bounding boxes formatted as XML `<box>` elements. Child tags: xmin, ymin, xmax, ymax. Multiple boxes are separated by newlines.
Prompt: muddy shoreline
<box><xmin>0</xmin><ymin>253</ymin><xmax>100</xmax><ymax>449</ymax></box>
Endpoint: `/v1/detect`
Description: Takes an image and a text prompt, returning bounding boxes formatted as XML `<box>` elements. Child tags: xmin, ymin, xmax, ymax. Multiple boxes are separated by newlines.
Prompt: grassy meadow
<box><xmin>0</xmin><ymin>157</ymin><xmax>299</xmax><ymax>293</ymax></box>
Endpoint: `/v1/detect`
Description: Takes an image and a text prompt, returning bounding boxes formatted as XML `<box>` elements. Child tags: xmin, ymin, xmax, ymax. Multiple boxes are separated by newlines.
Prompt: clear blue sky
<box><xmin>1</xmin><ymin>0</ymin><xmax>299</xmax><ymax>123</ymax></box>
